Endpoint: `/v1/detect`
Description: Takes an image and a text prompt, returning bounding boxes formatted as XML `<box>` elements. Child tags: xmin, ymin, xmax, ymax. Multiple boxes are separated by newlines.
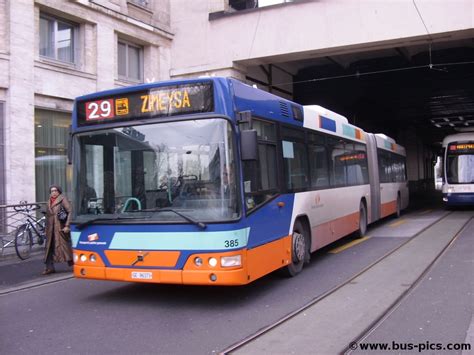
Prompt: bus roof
<box><xmin>375</xmin><ymin>133</ymin><xmax>406</xmax><ymax>155</ymax></box>
<box><xmin>302</xmin><ymin>105</ymin><xmax>366</xmax><ymax>144</ymax></box>
<box><xmin>72</xmin><ymin>76</ymin><xmax>405</xmax><ymax>154</ymax></box>
<box><xmin>442</xmin><ymin>132</ymin><xmax>474</xmax><ymax>147</ymax></box>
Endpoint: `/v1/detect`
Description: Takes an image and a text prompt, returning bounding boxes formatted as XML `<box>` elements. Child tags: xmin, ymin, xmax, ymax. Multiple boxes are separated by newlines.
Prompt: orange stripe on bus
<box><xmin>311</xmin><ymin>211</ymin><xmax>359</xmax><ymax>250</ymax></box>
<box><xmin>380</xmin><ymin>200</ymin><xmax>397</xmax><ymax>218</ymax></box>
<box><xmin>247</xmin><ymin>236</ymin><xmax>291</xmax><ymax>283</ymax></box>
<box><xmin>104</xmin><ymin>250</ymin><xmax>180</xmax><ymax>267</ymax></box>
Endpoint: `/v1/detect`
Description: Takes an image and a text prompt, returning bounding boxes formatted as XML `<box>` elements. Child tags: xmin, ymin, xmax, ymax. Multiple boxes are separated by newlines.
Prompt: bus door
<box><xmin>366</xmin><ymin>133</ymin><xmax>380</xmax><ymax>223</ymax></box>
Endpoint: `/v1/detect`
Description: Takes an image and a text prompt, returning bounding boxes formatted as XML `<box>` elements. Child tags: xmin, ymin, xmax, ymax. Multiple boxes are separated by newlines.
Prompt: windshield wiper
<box><xmin>141</xmin><ymin>208</ymin><xmax>207</xmax><ymax>230</ymax></box>
<box><xmin>75</xmin><ymin>215</ymin><xmax>150</xmax><ymax>230</ymax></box>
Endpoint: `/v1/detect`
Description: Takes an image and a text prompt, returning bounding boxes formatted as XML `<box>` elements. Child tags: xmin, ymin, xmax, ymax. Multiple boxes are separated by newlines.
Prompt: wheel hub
<box><xmin>292</xmin><ymin>232</ymin><xmax>305</xmax><ymax>262</ymax></box>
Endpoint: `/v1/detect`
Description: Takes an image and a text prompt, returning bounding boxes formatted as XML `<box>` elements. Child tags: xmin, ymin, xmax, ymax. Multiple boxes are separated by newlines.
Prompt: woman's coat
<box><xmin>44</xmin><ymin>194</ymin><xmax>73</xmax><ymax>263</ymax></box>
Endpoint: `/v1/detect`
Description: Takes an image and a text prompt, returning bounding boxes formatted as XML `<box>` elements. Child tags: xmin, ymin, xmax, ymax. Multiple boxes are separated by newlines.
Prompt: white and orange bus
<box><xmin>70</xmin><ymin>78</ymin><xmax>408</xmax><ymax>285</ymax></box>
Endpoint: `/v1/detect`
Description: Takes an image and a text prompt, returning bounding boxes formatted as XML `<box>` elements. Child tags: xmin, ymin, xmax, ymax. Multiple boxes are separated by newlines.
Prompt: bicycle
<box><xmin>13</xmin><ymin>203</ymin><xmax>47</xmax><ymax>260</ymax></box>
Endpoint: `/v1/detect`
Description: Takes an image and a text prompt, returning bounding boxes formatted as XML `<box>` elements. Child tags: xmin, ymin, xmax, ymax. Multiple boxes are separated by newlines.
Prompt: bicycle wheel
<box><xmin>15</xmin><ymin>224</ymin><xmax>33</xmax><ymax>260</ymax></box>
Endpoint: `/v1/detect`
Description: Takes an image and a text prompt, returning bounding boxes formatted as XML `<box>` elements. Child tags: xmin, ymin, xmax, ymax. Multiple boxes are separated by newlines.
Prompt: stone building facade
<box><xmin>0</xmin><ymin>0</ymin><xmax>172</xmax><ymax>205</ymax></box>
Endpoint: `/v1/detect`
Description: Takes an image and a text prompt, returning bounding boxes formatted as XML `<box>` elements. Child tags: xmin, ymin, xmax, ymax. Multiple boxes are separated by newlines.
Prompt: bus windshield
<box><xmin>446</xmin><ymin>143</ymin><xmax>474</xmax><ymax>184</ymax></box>
<box><xmin>74</xmin><ymin>118</ymin><xmax>239</xmax><ymax>223</ymax></box>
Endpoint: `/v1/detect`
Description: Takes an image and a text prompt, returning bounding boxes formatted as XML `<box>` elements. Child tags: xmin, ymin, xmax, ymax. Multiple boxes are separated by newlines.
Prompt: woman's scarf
<box><xmin>50</xmin><ymin>196</ymin><xmax>58</xmax><ymax>206</ymax></box>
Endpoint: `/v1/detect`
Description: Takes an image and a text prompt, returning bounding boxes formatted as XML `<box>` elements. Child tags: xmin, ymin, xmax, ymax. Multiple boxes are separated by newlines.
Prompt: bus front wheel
<box><xmin>283</xmin><ymin>220</ymin><xmax>308</xmax><ymax>277</ymax></box>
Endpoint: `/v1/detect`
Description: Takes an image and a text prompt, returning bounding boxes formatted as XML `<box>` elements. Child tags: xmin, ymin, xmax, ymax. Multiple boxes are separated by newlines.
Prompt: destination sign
<box><xmin>77</xmin><ymin>83</ymin><xmax>213</xmax><ymax>126</ymax></box>
<box><xmin>338</xmin><ymin>153</ymin><xmax>366</xmax><ymax>162</ymax></box>
<box><xmin>448</xmin><ymin>143</ymin><xmax>474</xmax><ymax>154</ymax></box>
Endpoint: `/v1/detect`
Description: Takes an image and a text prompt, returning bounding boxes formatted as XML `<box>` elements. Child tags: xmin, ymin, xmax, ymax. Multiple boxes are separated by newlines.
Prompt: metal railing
<box><xmin>0</xmin><ymin>201</ymin><xmax>46</xmax><ymax>257</ymax></box>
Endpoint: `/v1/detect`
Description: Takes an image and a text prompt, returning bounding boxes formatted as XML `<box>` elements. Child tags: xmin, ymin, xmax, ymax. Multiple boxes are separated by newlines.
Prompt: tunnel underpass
<box><xmin>246</xmin><ymin>37</ymin><xmax>474</xmax><ymax>193</ymax></box>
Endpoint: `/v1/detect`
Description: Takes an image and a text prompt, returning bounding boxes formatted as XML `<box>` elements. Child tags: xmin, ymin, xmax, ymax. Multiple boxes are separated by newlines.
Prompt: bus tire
<box><xmin>396</xmin><ymin>194</ymin><xmax>401</xmax><ymax>218</ymax></box>
<box><xmin>355</xmin><ymin>201</ymin><xmax>367</xmax><ymax>238</ymax></box>
<box><xmin>283</xmin><ymin>220</ymin><xmax>308</xmax><ymax>277</ymax></box>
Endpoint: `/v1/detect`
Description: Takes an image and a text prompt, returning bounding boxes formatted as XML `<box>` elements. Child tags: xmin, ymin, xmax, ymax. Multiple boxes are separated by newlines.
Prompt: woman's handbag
<box><xmin>57</xmin><ymin>204</ymin><xmax>68</xmax><ymax>223</ymax></box>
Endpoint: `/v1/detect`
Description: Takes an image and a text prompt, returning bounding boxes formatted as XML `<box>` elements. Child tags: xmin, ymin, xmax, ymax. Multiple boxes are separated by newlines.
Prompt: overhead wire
<box><xmin>272</xmin><ymin>61</ymin><xmax>474</xmax><ymax>87</ymax></box>
<box><xmin>254</xmin><ymin>0</ymin><xmax>474</xmax><ymax>87</ymax></box>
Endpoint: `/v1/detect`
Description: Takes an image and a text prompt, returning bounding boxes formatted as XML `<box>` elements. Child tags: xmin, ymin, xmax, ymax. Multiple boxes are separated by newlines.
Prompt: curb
<box><xmin>0</xmin><ymin>247</ymin><xmax>44</xmax><ymax>264</ymax></box>
<box><xmin>0</xmin><ymin>273</ymin><xmax>73</xmax><ymax>295</ymax></box>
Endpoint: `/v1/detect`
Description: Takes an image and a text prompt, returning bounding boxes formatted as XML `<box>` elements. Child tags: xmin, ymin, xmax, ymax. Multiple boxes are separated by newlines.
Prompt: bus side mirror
<box><xmin>241</xmin><ymin>130</ymin><xmax>257</xmax><ymax>161</ymax></box>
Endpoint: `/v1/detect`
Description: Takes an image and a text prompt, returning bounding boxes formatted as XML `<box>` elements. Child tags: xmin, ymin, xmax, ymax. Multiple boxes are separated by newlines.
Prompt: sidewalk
<box><xmin>0</xmin><ymin>247</ymin><xmax>72</xmax><ymax>293</ymax></box>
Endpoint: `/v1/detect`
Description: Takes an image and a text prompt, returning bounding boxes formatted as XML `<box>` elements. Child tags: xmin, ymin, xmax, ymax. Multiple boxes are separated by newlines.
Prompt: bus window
<box><xmin>328</xmin><ymin>137</ymin><xmax>346</xmax><ymax>187</ymax></box>
<box><xmin>308</xmin><ymin>144</ymin><xmax>329</xmax><ymax>189</ymax></box>
<box><xmin>354</xmin><ymin>143</ymin><xmax>369</xmax><ymax>184</ymax></box>
<box><xmin>282</xmin><ymin>127</ymin><xmax>308</xmax><ymax>190</ymax></box>
<box><xmin>377</xmin><ymin>149</ymin><xmax>390</xmax><ymax>183</ymax></box>
<box><xmin>76</xmin><ymin>119</ymin><xmax>239</xmax><ymax>221</ymax></box>
<box><xmin>242</xmin><ymin>119</ymin><xmax>278</xmax><ymax>211</ymax></box>
<box><xmin>282</xmin><ymin>140</ymin><xmax>309</xmax><ymax>190</ymax></box>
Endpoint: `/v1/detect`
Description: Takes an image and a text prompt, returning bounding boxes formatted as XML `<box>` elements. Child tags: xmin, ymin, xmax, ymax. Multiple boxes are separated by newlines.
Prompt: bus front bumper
<box><xmin>73</xmin><ymin>265</ymin><xmax>250</xmax><ymax>285</ymax></box>
<box><xmin>72</xmin><ymin>236</ymin><xmax>292</xmax><ymax>286</ymax></box>
<box><xmin>443</xmin><ymin>193</ymin><xmax>474</xmax><ymax>206</ymax></box>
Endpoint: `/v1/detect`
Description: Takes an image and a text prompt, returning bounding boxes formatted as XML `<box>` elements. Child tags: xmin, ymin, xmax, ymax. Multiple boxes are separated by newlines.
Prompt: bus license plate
<box><xmin>131</xmin><ymin>271</ymin><xmax>152</xmax><ymax>280</ymax></box>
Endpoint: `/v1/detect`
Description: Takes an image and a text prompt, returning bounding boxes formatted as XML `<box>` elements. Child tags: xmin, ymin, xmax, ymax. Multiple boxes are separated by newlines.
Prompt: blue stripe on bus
<box><xmin>343</xmin><ymin>124</ymin><xmax>355</xmax><ymax>138</ymax></box>
<box><xmin>109</xmin><ymin>227</ymin><xmax>250</xmax><ymax>250</ymax></box>
<box><xmin>245</xmin><ymin>194</ymin><xmax>295</xmax><ymax>248</ymax></box>
<box><xmin>320</xmin><ymin>116</ymin><xmax>336</xmax><ymax>132</ymax></box>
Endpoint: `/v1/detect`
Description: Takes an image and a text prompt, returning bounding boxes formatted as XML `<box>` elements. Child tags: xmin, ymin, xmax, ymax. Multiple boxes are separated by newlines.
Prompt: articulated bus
<box><xmin>442</xmin><ymin>132</ymin><xmax>474</xmax><ymax>206</ymax></box>
<box><xmin>70</xmin><ymin>77</ymin><xmax>408</xmax><ymax>285</ymax></box>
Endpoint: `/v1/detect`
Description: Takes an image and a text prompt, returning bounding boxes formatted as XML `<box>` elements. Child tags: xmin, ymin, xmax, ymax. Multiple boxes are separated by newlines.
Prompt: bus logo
<box><xmin>88</xmin><ymin>233</ymin><xmax>99</xmax><ymax>241</ymax></box>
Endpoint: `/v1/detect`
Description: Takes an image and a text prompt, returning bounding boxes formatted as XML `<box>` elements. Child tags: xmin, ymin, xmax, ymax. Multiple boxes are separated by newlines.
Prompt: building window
<box><xmin>129</xmin><ymin>0</ymin><xmax>149</xmax><ymax>7</ymax></box>
<box><xmin>118</xmin><ymin>40</ymin><xmax>143</xmax><ymax>82</ymax></box>
<box><xmin>40</xmin><ymin>14</ymin><xmax>77</xmax><ymax>64</ymax></box>
<box><xmin>35</xmin><ymin>110</ymin><xmax>71</xmax><ymax>203</ymax></box>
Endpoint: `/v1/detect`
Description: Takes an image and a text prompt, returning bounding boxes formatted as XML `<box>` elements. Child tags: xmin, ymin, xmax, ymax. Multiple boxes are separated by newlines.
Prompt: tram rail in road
<box><xmin>220</xmin><ymin>211</ymin><xmax>473</xmax><ymax>354</ymax></box>
<box><xmin>345</xmin><ymin>214</ymin><xmax>473</xmax><ymax>355</ymax></box>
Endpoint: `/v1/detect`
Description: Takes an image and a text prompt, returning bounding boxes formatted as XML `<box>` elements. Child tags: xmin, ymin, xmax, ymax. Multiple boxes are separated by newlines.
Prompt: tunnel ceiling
<box><xmin>273</xmin><ymin>39</ymin><xmax>474</xmax><ymax>148</ymax></box>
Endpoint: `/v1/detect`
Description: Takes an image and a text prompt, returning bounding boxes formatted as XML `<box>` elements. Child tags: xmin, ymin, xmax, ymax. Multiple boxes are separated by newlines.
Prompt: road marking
<box><xmin>389</xmin><ymin>219</ymin><xmax>407</xmax><ymax>228</ymax></box>
<box><xmin>418</xmin><ymin>209</ymin><xmax>433</xmax><ymax>215</ymax></box>
<box><xmin>329</xmin><ymin>236</ymin><xmax>370</xmax><ymax>254</ymax></box>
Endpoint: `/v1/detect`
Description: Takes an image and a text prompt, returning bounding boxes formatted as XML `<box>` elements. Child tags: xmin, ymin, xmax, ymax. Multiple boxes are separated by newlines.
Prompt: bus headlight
<box><xmin>208</xmin><ymin>257</ymin><xmax>217</xmax><ymax>267</ymax></box>
<box><xmin>80</xmin><ymin>254</ymin><xmax>87</xmax><ymax>262</ymax></box>
<box><xmin>447</xmin><ymin>187</ymin><xmax>455</xmax><ymax>193</ymax></box>
<box><xmin>73</xmin><ymin>253</ymin><xmax>79</xmax><ymax>262</ymax></box>
<box><xmin>194</xmin><ymin>257</ymin><xmax>203</xmax><ymax>267</ymax></box>
<box><xmin>89</xmin><ymin>254</ymin><xmax>97</xmax><ymax>262</ymax></box>
<box><xmin>221</xmin><ymin>255</ymin><xmax>241</xmax><ymax>267</ymax></box>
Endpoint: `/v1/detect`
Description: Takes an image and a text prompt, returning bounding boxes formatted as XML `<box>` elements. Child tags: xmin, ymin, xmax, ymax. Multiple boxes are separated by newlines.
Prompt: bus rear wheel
<box><xmin>355</xmin><ymin>201</ymin><xmax>367</xmax><ymax>238</ymax></box>
<box><xmin>283</xmin><ymin>220</ymin><xmax>308</xmax><ymax>277</ymax></box>
<box><xmin>396</xmin><ymin>195</ymin><xmax>401</xmax><ymax>218</ymax></box>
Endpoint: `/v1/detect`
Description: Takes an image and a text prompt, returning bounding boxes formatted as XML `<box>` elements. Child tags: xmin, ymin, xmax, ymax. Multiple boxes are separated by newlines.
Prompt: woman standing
<box><xmin>43</xmin><ymin>185</ymin><xmax>73</xmax><ymax>275</ymax></box>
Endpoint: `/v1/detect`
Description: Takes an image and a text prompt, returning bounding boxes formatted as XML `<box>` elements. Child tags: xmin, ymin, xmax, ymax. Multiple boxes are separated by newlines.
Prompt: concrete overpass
<box><xmin>170</xmin><ymin>0</ymin><xmax>474</xmax><ymax>191</ymax></box>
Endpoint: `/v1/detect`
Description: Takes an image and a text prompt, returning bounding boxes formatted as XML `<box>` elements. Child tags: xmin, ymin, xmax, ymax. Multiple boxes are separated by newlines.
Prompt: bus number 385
<box><xmin>224</xmin><ymin>239</ymin><xmax>239</xmax><ymax>248</ymax></box>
